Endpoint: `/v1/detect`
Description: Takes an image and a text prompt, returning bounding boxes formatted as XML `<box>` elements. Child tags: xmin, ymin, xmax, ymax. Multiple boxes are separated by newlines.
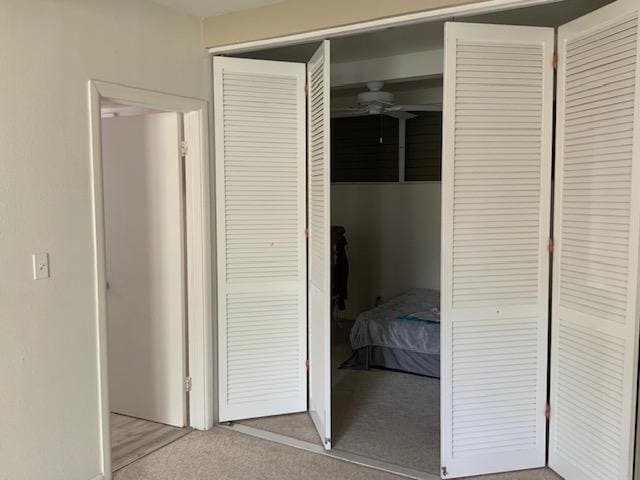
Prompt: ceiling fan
<box><xmin>331</xmin><ymin>81</ymin><xmax>442</xmax><ymax>120</ymax></box>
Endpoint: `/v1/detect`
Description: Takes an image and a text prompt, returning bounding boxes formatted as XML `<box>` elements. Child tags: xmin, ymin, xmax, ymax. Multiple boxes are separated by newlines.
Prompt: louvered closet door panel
<box><xmin>549</xmin><ymin>2</ymin><xmax>640</xmax><ymax>479</ymax></box>
<box><xmin>307</xmin><ymin>41</ymin><xmax>332</xmax><ymax>449</ymax></box>
<box><xmin>213</xmin><ymin>57</ymin><xmax>307</xmax><ymax>422</ymax></box>
<box><xmin>441</xmin><ymin>23</ymin><xmax>553</xmax><ymax>478</ymax></box>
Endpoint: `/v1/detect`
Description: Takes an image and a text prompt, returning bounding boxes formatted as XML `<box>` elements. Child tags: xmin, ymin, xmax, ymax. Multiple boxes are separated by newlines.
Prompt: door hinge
<box><xmin>305</xmin><ymin>359</ymin><xmax>310</xmax><ymax>371</ymax></box>
<box><xmin>545</xmin><ymin>402</ymin><xmax>551</xmax><ymax>419</ymax></box>
<box><xmin>185</xmin><ymin>377</ymin><xmax>193</xmax><ymax>392</ymax></box>
<box><xmin>548</xmin><ymin>238</ymin><xmax>554</xmax><ymax>253</ymax></box>
<box><xmin>180</xmin><ymin>140</ymin><xmax>189</xmax><ymax>157</ymax></box>
<box><xmin>552</xmin><ymin>52</ymin><xmax>558</xmax><ymax>69</ymax></box>
<box><xmin>441</xmin><ymin>466</ymin><xmax>448</xmax><ymax>477</ymax></box>
<box><xmin>305</xmin><ymin>228</ymin><xmax>310</xmax><ymax>239</ymax></box>
<box><xmin>304</xmin><ymin>83</ymin><xmax>309</xmax><ymax>96</ymax></box>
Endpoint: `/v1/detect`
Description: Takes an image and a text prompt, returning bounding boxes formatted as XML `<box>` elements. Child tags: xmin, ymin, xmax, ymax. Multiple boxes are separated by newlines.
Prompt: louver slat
<box><xmin>214</xmin><ymin>57</ymin><xmax>307</xmax><ymax>422</ymax></box>
<box><xmin>441</xmin><ymin>23</ymin><xmax>553</xmax><ymax>478</ymax></box>
<box><xmin>550</xmin><ymin>3</ymin><xmax>640</xmax><ymax>480</ymax></box>
<box><xmin>307</xmin><ymin>41</ymin><xmax>332</xmax><ymax>449</ymax></box>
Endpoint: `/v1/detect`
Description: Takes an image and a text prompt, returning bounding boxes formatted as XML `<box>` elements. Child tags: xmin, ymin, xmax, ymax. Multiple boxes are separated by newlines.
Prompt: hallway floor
<box><xmin>111</xmin><ymin>413</ymin><xmax>191</xmax><ymax>471</ymax></box>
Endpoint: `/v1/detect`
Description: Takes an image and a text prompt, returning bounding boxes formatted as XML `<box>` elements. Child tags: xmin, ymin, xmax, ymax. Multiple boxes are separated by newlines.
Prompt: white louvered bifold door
<box><xmin>440</xmin><ymin>23</ymin><xmax>554</xmax><ymax>478</ymax></box>
<box><xmin>213</xmin><ymin>57</ymin><xmax>307</xmax><ymax>422</ymax></box>
<box><xmin>549</xmin><ymin>2</ymin><xmax>640</xmax><ymax>479</ymax></box>
<box><xmin>307</xmin><ymin>41</ymin><xmax>332</xmax><ymax>449</ymax></box>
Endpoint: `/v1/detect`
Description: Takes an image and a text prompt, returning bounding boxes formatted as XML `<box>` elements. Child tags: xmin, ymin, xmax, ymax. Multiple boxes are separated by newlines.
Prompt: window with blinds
<box><xmin>405</xmin><ymin>111</ymin><xmax>443</xmax><ymax>181</ymax></box>
<box><xmin>330</xmin><ymin>113</ymin><xmax>442</xmax><ymax>183</ymax></box>
<box><xmin>330</xmin><ymin>115</ymin><xmax>399</xmax><ymax>182</ymax></box>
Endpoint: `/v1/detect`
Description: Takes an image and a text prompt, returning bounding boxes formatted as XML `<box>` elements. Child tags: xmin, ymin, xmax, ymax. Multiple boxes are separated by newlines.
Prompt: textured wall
<box><xmin>0</xmin><ymin>1</ymin><xmax>208</xmax><ymax>478</ymax></box>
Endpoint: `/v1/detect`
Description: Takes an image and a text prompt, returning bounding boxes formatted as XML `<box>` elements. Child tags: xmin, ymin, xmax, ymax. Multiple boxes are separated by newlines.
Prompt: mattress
<box><xmin>342</xmin><ymin>288</ymin><xmax>441</xmax><ymax>377</ymax></box>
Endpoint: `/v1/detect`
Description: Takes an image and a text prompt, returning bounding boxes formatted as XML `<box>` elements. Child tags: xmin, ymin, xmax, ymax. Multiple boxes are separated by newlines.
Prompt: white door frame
<box><xmin>88</xmin><ymin>80</ymin><xmax>214</xmax><ymax>479</ymax></box>
<box><xmin>206</xmin><ymin>0</ymin><xmax>561</xmax><ymax>54</ymax></box>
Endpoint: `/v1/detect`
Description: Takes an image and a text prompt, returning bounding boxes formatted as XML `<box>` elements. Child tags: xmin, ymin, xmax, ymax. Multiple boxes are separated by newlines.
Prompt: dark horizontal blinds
<box><xmin>331</xmin><ymin>115</ymin><xmax>399</xmax><ymax>182</ymax></box>
<box><xmin>405</xmin><ymin>111</ymin><xmax>442</xmax><ymax>181</ymax></box>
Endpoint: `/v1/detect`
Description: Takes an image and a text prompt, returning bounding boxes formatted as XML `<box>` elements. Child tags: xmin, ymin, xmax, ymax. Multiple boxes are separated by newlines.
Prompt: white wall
<box><xmin>0</xmin><ymin>2</ymin><xmax>208</xmax><ymax>479</ymax></box>
<box><xmin>331</xmin><ymin>183</ymin><xmax>441</xmax><ymax>320</ymax></box>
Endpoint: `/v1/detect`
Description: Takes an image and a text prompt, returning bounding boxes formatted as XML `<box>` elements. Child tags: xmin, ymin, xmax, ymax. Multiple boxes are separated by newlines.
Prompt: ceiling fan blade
<box><xmin>331</xmin><ymin>110</ymin><xmax>370</xmax><ymax>118</ymax></box>
<box><xmin>393</xmin><ymin>104</ymin><xmax>443</xmax><ymax>112</ymax></box>
<box><xmin>384</xmin><ymin>111</ymin><xmax>417</xmax><ymax>120</ymax></box>
<box><xmin>331</xmin><ymin>107</ymin><xmax>365</xmax><ymax>112</ymax></box>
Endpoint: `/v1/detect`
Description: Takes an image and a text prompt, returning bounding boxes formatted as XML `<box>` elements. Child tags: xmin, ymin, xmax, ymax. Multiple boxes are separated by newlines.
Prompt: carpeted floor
<box><xmin>114</xmin><ymin>426</ymin><xmax>404</xmax><ymax>480</ymax></box>
<box><xmin>238</xmin><ymin>412</ymin><xmax>323</xmax><ymax>445</ymax></box>
<box><xmin>331</xmin><ymin>320</ymin><xmax>440</xmax><ymax>474</ymax></box>
<box><xmin>112</xmin><ymin>423</ymin><xmax>562</xmax><ymax>480</ymax></box>
<box><xmin>333</xmin><ymin>365</ymin><xmax>440</xmax><ymax>474</ymax></box>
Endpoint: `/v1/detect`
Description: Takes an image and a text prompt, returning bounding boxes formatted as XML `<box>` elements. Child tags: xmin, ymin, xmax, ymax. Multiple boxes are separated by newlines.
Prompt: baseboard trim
<box><xmin>220</xmin><ymin>423</ymin><xmax>439</xmax><ymax>480</ymax></box>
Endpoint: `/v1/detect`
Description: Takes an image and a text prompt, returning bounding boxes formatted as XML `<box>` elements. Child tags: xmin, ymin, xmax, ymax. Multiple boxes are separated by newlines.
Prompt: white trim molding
<box><xmin>88</xmin><ymin>80</ymin><xmax>214</xmax><ymax>480</ymax></box>
<box><xmin>207</xmin><ymin>0</ymin><xmax>561</xmax><ymax>55</ymax></box>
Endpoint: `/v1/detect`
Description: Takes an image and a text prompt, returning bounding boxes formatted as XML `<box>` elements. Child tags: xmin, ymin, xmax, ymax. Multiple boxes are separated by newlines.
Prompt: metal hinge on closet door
<box><xmin>185</xmin><ymin>377</ymin><xmax>193</xmax><ymax>392</ymax></box>
<box><xmin>180</xmin><ymin>140</ymin><xmax>189</xmax><ymax>157</ymax></box>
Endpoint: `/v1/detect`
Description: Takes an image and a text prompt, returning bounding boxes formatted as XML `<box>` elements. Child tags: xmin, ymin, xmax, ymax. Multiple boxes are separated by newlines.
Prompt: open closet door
<box><xmin>307</xmin><ymin>40</ymin><xmax>332</xmax><ymax>449</ymax></box>
<box><xmin>440</xmin><ymin>23</ymin><xmax>553</xmax><ymax>478</ymax></box>
<box><xmin>213</xmin><ymin>57</ymin><xmax>307</xmax><ymax>422</ymax></box>
<box><xmin>549</xmin><ymin>2</ymin><xmax>640</xmax><ymax>479</ymax></box>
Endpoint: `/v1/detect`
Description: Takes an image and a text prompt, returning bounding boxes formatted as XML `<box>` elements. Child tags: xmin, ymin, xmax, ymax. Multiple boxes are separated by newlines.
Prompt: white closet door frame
<box><xmin>440</xmin><ymin>22</ymin><xmax>553</xmax><ymax>478</ymax></box>
<box><xmin>213</xmin><ymin>57</ymin><xmax>308</xmax><ymax>422</ymax></box>
<box><xmin>307</xmin><ymin>40</ymin><xmax>332</xmax><ymax>449</ymax></box>
<box><xmin>549</xmin><ymin>1</ymin><xmax>640</xmax><ymax>479</ymax></box>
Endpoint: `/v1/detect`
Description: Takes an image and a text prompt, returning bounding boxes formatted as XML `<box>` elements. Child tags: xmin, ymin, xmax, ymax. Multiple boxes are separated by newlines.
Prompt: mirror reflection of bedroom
<box><xmin>330</xmin><ymin>79</ymin><xmax>442</xmax><ymax>474</ymax></box>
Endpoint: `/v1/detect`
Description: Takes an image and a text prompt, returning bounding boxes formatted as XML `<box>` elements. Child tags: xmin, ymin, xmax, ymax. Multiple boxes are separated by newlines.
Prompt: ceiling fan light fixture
<box><xmin>357</xmin><ymin>90</ymin><xmax>394</xmax><ymax>106</ymax></box>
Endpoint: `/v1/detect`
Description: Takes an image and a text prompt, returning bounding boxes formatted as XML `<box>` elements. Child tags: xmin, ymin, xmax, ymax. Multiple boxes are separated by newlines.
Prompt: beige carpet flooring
<box><xmin>331</xmin><ymin>320</ymin><xmax>440</xmax><ymax>474</ymax></box>
<box><xmin>333</xmin><ymin>366</ymin><xmax>440</xmax><ymax>474</ymax></box>
<box><xmin>239</xmin><ymin>412</ymin><xmax>323</xmax><ymax>445</ymax></box>
<box><xmin>113</xmin><ymin>423</ymin><xmax>561</xmax><ymax>480</ymax></box>
<box><xmin>111</xmin><ymin>413</ymin><xmax>191</xmax><ymax>471</ymax></box>
<box><xmin>114</xmin><ymin>426</ymin><xmax>404</xmax><ymax>480</ymax></box>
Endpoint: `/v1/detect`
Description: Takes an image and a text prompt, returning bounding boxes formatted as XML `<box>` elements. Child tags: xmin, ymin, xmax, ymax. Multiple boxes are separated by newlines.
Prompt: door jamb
<box><xmin>88</xmin><ymin>80</ymin><xmax>214</xmax><ymax>479</ymax></box>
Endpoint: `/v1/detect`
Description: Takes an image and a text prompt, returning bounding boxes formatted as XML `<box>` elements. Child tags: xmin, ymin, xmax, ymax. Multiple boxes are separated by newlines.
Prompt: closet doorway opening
<box><xmin>89</xmin><ymin>81</ymin><xmax>213</xmax><ymax>478</ymax></box>
<box><xmin>210</xmin><ymin>0</ymin><xmax>640</xmax><ymax>479</ymax></box>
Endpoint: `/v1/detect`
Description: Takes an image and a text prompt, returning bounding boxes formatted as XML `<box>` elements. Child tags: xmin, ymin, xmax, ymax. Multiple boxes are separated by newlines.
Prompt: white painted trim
<box><xmin>207</xmin><ymin>0</ymin><xmax>561</xmax><ymax>54</ymax></box>
<box><xmin>88</xmin><ymin>80</ymin><xmax>213</xmax><ymax>480</ymax></box>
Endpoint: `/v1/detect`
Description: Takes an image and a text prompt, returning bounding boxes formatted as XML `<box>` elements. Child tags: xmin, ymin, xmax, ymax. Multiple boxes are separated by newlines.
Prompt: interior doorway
<box><xmin>88</xmin><ymin>81</ymin><xmax>213</xmax><ymax>479</ymax></box>
<box><xmin>100</xmin><ymin>103</ymin><xmax>191</xmax><ymax>471</ymax></box>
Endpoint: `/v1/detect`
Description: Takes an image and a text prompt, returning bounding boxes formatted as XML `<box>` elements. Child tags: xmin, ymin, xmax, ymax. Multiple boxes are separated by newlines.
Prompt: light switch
<box><xmin>32</xmin><ymin>253</ymin><xmax>50</xmax><ymax>280</ymax></box>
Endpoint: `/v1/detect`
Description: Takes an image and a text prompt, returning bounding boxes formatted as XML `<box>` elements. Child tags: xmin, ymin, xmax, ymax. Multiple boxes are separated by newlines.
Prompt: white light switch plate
<box><xmin>32</xmin><ymin>253</ymin><xmax>50</xmax><ymax>280</ymax></box>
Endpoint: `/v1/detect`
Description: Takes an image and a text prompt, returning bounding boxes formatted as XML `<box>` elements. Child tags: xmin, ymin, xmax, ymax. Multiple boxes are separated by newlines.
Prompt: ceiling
<box><xmin>150</xmin><ymin>0</ymin><xmax>282</xmax><ymax>18</ymax></box>
<box><xmin>237</xmin><ymin>0</ymin><xmax>613</xmax><ymax>63</ymax></box>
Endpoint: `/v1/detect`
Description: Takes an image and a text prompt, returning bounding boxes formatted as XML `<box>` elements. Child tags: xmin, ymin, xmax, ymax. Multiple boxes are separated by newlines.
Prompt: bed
<box><xmin>341</xmin><ymin>288</ymin><xmax>440</xmax><ymax>378</ymax></box>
